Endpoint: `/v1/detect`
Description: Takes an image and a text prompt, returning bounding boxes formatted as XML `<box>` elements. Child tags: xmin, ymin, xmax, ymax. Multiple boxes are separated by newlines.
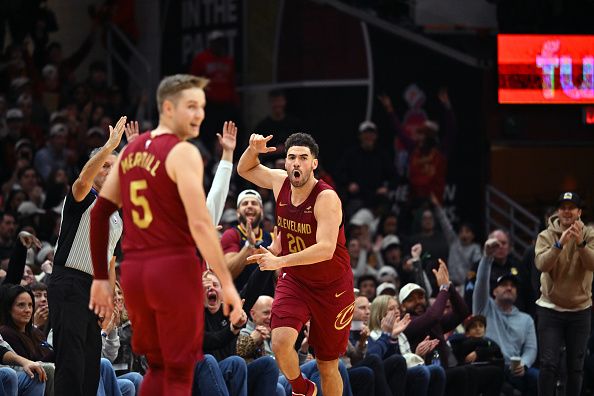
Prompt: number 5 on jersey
<box><xmin>130</xmin><ymin>179</ymin><xmax>153</xmax><ymax>229</ymax></box>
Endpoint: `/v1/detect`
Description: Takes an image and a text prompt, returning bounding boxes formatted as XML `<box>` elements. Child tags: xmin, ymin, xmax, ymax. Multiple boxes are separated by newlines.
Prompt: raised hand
<box><xmin>377</xmin><ymin>94</ymin><xmax>394</xmax><ymax>113</ymax></box>
<box><xmin>246</xmin><ymin>220</ymin><xmax>257</xmax><ymax>246</ymax></box>
<box><xmin>18</xmin><ymin>231</ymin><xmax>42</xmax><ymax>249</ymax></box>
<box><xmin>570</xmin><ymin>221</ymin><xmax>584</xmax><ymax>245</ymax></box>
<box><xmin>411</xmin><ymin>243</ymin><xmax>423</xmax><ymax>260</ymax></box>
<box><xmin>217</xmin><ymin>121</ymin><xmax>237</xmax><ymax>152</ymax></box>
<box><xmin>124</xmin><ymin>120</ymin><xmax>139</xmax><ymax>143</ymax></box>
<box><xmin>106</xmin><ymin>116</ymin><xmax>127</xmax><ymax>149</ymax></box>
<box><xmin>33</xmin><ymin>305</ymin><xmax>49</xmax><ymax>328</ymax></box>
<box><xmin>392</xmin><ymin>312</ymin><xmax>411</xmax><ymax>337</ymax></box>
<box><xmin>432</xmin><ymin>259</ymin><xmax>450</xmax><ymax>287</ymax></box>
<box><xmin>483</xmin><ymin>238</ymin><xmax>500</xmax><ymax>257</ymax></box>
<box><xmin>248</xmin><ymin>134</ymin><xmax>276</xmax><ymax>154</ymax></box>
<box><xmin>380</xmin><ymin>310</ymin><xmax>397</xmax><ymax>333</ymax></box>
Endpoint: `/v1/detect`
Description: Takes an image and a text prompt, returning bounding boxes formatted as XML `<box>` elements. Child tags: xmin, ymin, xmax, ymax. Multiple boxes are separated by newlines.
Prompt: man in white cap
<box><xmin>220</xmin><ymin>189</ymin><xmax>272</xmax><ymax>291</ymax></box>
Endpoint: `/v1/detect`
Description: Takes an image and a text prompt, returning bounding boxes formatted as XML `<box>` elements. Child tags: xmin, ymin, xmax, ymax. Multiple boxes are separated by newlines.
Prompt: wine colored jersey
<box><xmin>119</xmin><ymin>133</ymin><xmax>194</xmax><ymax>253</ymax></box>
<box><xmin>275</xmin><ymin>178</ymin><xmax>350</xmax><ymax>284</ymax></box>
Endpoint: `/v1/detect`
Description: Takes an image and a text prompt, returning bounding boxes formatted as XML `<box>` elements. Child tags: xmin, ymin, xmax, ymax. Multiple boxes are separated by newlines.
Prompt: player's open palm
<box><xmin>217</xmin><ymin>121</ymin><xmax>237</xmax><ymax>152</ymax></box>
<box><xmin>249</xmin><ymin>133</ymin><xmax>276</xmax><ymax>154</ymax></box>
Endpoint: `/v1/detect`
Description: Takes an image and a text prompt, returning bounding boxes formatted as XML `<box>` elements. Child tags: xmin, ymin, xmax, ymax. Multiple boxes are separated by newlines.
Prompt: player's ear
<box><xmin>163</xmin><ymin>99</ymin><xmax>174</xmax><ymax>116</ymax></box>
<box><xmin>312</xmin><ymin>158</ymin><xmax>318</xmax><ymax>171</ymax></box>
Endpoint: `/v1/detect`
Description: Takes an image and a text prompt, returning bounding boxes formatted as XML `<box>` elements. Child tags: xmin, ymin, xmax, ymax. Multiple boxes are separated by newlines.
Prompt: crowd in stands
<box><xmin>1</xmin><ymin>2</ymin><xmax>594</xmax><ymax>396</ymax></box>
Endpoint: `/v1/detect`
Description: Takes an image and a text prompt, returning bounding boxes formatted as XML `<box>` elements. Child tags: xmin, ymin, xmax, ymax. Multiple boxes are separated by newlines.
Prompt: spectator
<box><xmin>401</xmin><ymin>243</ymin><xmax>434</xmax><ymax>297</ymax></box>
<box><xmin>0</xmin><ymin>212</ymin><xmax>17</xmax><ymax>264</ymax></box>
<box><xmin>0</xmin><ymin>285</ymin><xmax>54</xmax><ymax>363</ymax></box>
<box><xmin>357</xmin><ymin>274</ymin><xmax>377</xmax><ymax>302</ymax></box>
<box><xmin>467</xmin><ymin>229</ymin><xmax>534</xmax><ymax>316</ymax></box>
<box><xmin>30</xmin><ymin>282</ymin><xmax>49</xmax><ymax>334</ymax></box>
<box><xmin>367</xmin><ymin>294</ymin><xmax>445</xmax><ymax>396</ymax></box>
<box><xmin>220</xmin><ymin>189</ymin><xmax>272</xmax><ymax>291</ymax></box>
<box><xmin>400</xmin><ymin>263</ymin><xmax>504</xmax><ymax>396</ymax></box>
<box><xmin>0</xmin><ymin>333</ymin><xmax>46</xmax><ymax>395</ymax></box>
<box><xmin>349</xmin><ymin>237</ymin><xmax>379</xmax><ymax>282</ymax></box>
<box><xmin>189</xmin><ymin>30</ymin><xmax>240</xmax><ymax>149</ymax></box>
<box><xmin>410</xmin><ymin>208</ymin><xmax>449</xmax><ymax>290</ymax></box>
<box><xmin>34</xmin><ymin>123</ymin><xmax>73</xmax><ymax>182</ymax></box>
<box><xmin>473</xmin><ymin>238</ymin><xmax>538</xmax><ymax>396</ymax></box>
<box><xmin>237</xmin><ymin>295</ymin><xmax>274</xmax><ymax>363</ymax></box>
<box><xmin>449</xmin><ymin>315</ymin><xmax>504</xmax><ymax>368</ymax></box>
<box><xmin>535</xmin><ymin>192</ymin><xmax>594</xmax><ymax>396</ymax></box>
<box><xmin>201</xmin><ymin>271</ymin><xmax>280</xmax><ymax>396</ymax></box>
<box><xmin>100</xmin><ymin>282</ymin><xmax>143</xmax><ymax>396</ymax></box>
<box><xmin>377</xmin><ymin>266</ymin><xmax>400</xmax><ymax>290</ymax></box>
<box><xmin>337</xmin><ymin>121</ymin><xmax>395</xmax><ymax>214</ymax></box>
<box><xmin>430</xmin><ymin>194</ymin><xmax>481</xmax><ymax>289</ymax></box>
<box><xmin>376</xmin><ymin>235</ymin><xmax>404</xmax><ymax>277</ymax></box>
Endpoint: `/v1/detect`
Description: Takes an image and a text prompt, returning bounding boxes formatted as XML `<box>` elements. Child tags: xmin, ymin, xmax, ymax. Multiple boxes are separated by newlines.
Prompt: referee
<box><xmin>48</xmin><ymin>116</ymin><xmax>128</xmax><ymax>396</ymax></box>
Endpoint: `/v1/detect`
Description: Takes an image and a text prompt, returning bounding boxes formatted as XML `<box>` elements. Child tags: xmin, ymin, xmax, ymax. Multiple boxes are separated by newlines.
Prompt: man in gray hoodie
<box><xmin>473</xmin><ymin>238</ymin><xmax>538</xmax><ymax>396</ymax></box>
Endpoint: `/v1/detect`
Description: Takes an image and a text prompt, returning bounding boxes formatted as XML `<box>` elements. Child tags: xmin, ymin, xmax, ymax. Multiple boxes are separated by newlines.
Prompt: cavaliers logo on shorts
<box><xmin>334</xmin><ymin>301</ymin><xmax>355</xmax><ymax>330</ymax></box>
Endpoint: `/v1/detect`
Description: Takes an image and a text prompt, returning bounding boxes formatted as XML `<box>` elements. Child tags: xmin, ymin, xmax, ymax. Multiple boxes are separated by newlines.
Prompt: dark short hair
<box><xmin>29</xmin><ymin>282</ymin><xmax>47</xmax><ymax>292</ymax></box>
<box><xmin>17</xmin><ymin>166</ymin><xmax>36</xmax><ymax>180</ymax></box>
<box><xmin>464</xmin><ymin>314</ymin><xmax>487</xmax><ymax>331</ymax></box>
<box><xmin>357</xmin><ymin>274</ymin><xmax>378</xmax><ymax>288</ymax></box>
<box><xmin>285</xmin><ymin>133</ymin><xmax>319</xmax><ymax>158</ymax></box>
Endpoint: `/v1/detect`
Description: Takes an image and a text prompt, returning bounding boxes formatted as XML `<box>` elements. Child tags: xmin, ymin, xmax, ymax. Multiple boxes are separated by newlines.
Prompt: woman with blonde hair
<box><xmin>368</xmin><ymin>295</ymin><xmax>445</xmax><ymax>396</ymax></box>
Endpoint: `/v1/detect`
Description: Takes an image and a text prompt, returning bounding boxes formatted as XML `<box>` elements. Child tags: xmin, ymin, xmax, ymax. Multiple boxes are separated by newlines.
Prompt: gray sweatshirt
<box><xmin>473</xmin><ymin>255</ymin><xmax>537</xmax><ymax>368</ymax></box>
<box><xmin>434</xmin><ymin>205</ymin><xmax>481</xmax><ymax>285</ymax></box>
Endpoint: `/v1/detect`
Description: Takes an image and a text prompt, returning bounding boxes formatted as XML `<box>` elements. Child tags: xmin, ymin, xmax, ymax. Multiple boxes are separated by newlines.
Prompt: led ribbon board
<box><xmin>498</xmin><ymin>34</ymin><xmax>594</xmax><ymax>104</ymax></box>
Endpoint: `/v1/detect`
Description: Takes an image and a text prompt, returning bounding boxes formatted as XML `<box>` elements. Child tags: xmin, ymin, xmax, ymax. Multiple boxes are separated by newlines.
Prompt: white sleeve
<box><xmin>206</xmin><ymin>160</ymin><xmax>233</xmax><ymax>225</ymax></box>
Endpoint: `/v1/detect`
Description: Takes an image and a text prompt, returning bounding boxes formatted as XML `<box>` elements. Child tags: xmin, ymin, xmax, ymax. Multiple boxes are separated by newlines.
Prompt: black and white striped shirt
<box><xmin>54</xmin><ymin>191</ymin><xmax>122</xmax><ymax>276</ymax></box>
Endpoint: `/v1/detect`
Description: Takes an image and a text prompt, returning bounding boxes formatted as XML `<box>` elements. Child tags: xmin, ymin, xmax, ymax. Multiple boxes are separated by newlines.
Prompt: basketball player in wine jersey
<box><xmin>89</xmin><ymin>74</ymin><xmax>242</xmax><ymax>396</ymax></box>
<box><xmin>238</xmin><ymin>133</ymin><xmax>354</xmax><ymax>396</ymax></box>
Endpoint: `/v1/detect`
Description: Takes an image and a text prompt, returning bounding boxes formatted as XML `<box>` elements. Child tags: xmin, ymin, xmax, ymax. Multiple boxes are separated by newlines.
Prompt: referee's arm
<box><xmin>72</xmin><ymin>117</ymin><xmax>127</xmax><ymax>202</ymax></box>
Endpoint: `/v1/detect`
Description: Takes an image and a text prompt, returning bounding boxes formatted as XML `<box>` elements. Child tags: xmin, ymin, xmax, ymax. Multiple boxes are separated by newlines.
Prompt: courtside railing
<box><xmin>485</xmin><ymin>185</ymin><xmax>541</xmax><ymax>259</ymax></box>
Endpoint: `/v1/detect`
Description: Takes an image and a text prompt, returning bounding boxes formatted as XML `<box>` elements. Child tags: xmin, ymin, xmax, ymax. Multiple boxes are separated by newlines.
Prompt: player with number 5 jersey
<box><xmin>89</xmin><ymin>74</ymin><xmax>242</xmax><ymax>396</ymax></box>
<box><xmin>239</xmin><ymin>132</ymin><xmax>354</xmax><ymax>396</ymax></box>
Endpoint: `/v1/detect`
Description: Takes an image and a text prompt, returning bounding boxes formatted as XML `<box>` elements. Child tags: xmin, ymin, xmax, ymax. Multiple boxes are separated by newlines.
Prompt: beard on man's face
<box><xmin>239</xmin><ymin>212</ymin><xmax>262</xmax><ymax>229</ymax></box>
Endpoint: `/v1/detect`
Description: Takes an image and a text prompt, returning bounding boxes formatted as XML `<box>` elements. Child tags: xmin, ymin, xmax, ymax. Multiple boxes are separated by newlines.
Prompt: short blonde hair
<box><xmin>368</xmin><ymin>295</ymin><xmax>396</xmax><ymax>332</ymax></box>
<box><xmin>156</xmin><ymin>74</ymin><xmax>209</xmax><ymax>113</ymax></box>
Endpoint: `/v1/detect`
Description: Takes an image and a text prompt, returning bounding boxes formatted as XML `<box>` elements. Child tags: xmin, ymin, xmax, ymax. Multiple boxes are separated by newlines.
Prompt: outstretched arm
<box><xmin>237</xmin><ymin>134</ymin><xmax>286</xmax><ymax>197</ymax></box>
<box><xmin>72</xmin><ymin>116</ymin><xmax>127</xmax><ymax>202</ymax></box>
<box><xmin>206</xmin><ymin>121</ymin><xmax>236</xmax><ymax>225</ymax></box>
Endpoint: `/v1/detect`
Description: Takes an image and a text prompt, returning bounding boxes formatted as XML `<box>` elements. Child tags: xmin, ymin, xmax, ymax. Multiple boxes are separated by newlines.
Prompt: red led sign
<box><xmin>498</xmin><ymin>35</ymin><xmax>594</xmax><ymax>104</ymax></box>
